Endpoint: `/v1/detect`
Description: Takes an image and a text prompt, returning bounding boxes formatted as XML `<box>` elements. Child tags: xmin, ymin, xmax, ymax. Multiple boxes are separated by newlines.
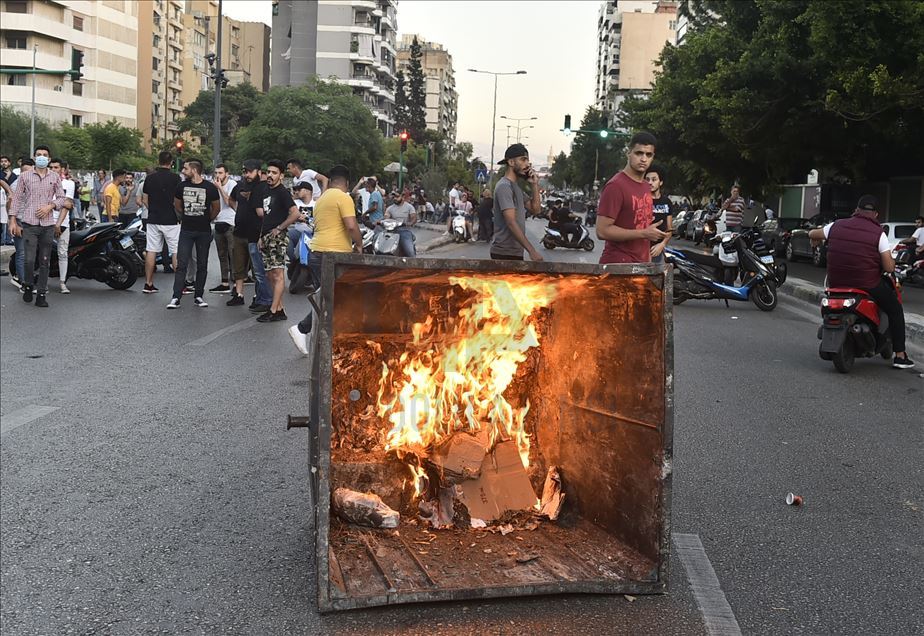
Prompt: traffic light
<box><xmin>563</xmin><ymin>114</ymin><xmax>571</xmax><ymax>134</ymax></box>
<box><xmin>599</xmin><ymin>129</ymin><xmax>609</xmax><ymax>139</ymax></box>
<box><xmin>70</xmin><ymin>48</ymin><xmax>84</xmax><ymax>81</ymax></box>
<box><xmin>175</xmin><ymin>139</ymin><xmax>184</xmax><ymax>154</ymax></box>
<box><xmin>399</xmin><ymin>130</ymin><xmax>409</xmax><ymax>152</ymax></box>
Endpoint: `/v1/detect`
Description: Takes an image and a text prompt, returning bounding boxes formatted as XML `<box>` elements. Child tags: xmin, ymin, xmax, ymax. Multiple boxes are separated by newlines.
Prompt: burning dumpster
<box><xmin>302</xmin><ymin>254</ymin><xmax>673</xmax><ymax>612</ymax></box>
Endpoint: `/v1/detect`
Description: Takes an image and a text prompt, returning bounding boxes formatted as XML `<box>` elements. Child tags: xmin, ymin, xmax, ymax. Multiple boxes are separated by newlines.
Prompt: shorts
<box><xmin>231</xmin><ymin>234</ymin><xmax>251</xmax><ymax>280</ymax></box>
<box><xmin>146</xmin><ymin>223</ymin><xmax>180</xmax><ymax>253</ymax></box>
<box><xmin>260</xmin><ymin>231</ymin><xmax>289</xmax><ymax>270</ymax></box>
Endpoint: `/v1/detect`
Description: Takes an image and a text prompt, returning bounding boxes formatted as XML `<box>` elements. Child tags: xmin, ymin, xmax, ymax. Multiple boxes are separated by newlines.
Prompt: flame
<box><xmin>377</xmin><ymin>275</ymin><xmax>570</xmax><ymax>469</ymax></box>
<box><xmin>408</xmin><ymin>464</ymin><xmax>429</xmax><ymax>498</ymax></box>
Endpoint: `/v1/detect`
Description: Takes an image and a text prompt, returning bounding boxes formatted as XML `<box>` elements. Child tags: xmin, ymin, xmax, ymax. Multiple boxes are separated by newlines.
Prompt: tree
<box><xmin>0</xmin><ymin>105</ymin><xmax>52</xmax><ymax>161</ymax></box>
<box><xmin>419</xmin><ymin>168</ymin><xmax>448</xmax><ymax>203</ymax></box>
<box><xmin>177</xmin><ymin>82</ymin><xmax>263</xmax><ymax>161</ymax></box>
<box><xmin>394</xmin><ymin>70</ymin><xmax>410</xmax><ymax>133</ymax></box>
<box><xmin>234</xmin><ymin>79</ymin><xmax>384</xmax><ymax>179</ymax></box>
<box><xmin>84</xmin><ymin>120</ymin><xmax>147</xmax><ymax>170</ymax></box>
<box><xmin>567</xmin><ymin>107</ymin><xmax>625</xmax><ymax>189</ymax></box>
<box><xmin>548</xmin><ymin>151</ymin><xmax>571</xmax><ymax>188</ymax></box>
<box><xmin>51</xmin><ymin>124</ymin><xmax>92</xmax><ymax>168</ymax></box>
<box><xmin>406</xmin><ymin>37</ymin><xmax>427</xmax><ymax>142</ymax></box>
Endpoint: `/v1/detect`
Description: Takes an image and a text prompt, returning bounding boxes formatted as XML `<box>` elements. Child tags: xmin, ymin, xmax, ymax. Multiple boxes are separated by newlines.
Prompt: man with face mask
<box><xmin>9</xmin><ymin>145</ymin><xmax>66</xmax><ymax>307</ymax></box>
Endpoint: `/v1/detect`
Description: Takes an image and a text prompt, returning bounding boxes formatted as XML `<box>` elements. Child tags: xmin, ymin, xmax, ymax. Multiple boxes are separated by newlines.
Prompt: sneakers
<box><xmin>59</xmin><ymin>283</ymin><xmax>70</xmax><ymax>294</ymax></box>
<box><xmin>163</xmin><ymin>265</ymin><xmax>174</xmax><ymax>273</ymax></box>
<box><xmin>243</xmin><ymin>276</ymin><xmax>255</xmax><ymax>285</ymax></box>
<box><xmin>10</xmin><ymin>275</ymin><xmax>22</xmax><ymax>289</ymax></box>
<box><xmin>194</xmin><ymin>296</ymin><xmax>208</xmax><ymax>307</ymax></box>
<box><xmin>249</xmin><ymin>303</ymin><xmax>271</xmax><ymax>314</ymax></box>
<box><xmin>35</xmin><ymin>293</ymin><xmax>48</xmax><ymax>308</ymax></box>
<box><xmin>893</xmin><ymin>355</ymin><xmax>915</xmax><ymax>369</ymax></box>
<box><xmin>288</xmin><ymin>324</ymin><xmax>309</xmax><ymax>355</ymax></box>
<box><xmin>209</xmin><ymin>283</ymin><xmax>232</xmax><ymax>294</ymax></box>
<box><xmin>226</xmin><ymin>293</ymin><xmax>244</xmax><ymax>306</ymax></box>
<box><xmin>142</xmin><ymin>283</ymin><xmax>159</xmax><ymax>294</ymax></box>
<box><xmin>181</xmin><ymin>284</ymin><xmax>195</xmax><ymax>295</ymax></box>
<box><xmin>22</xmin><ymin>285</ymin><xmax>33</xmax><ymax>303</ymax></box>
<box><xmin>166</xmin><ymin>297</ymin><xmax>180</xmax><ymax>309</ymax></box>
<box><xmin>257</xmin><ymin>309</ymin><xmax>287</xmax><ymax>323</ymax></box>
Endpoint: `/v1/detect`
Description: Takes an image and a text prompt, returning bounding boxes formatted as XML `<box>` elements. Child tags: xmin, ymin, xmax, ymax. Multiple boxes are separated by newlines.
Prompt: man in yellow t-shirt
<box><xmin>103</xmin><ymin>169</ymin><xmax>127</xmax><ymax>222</ymax></box>
<box><xmin>289</xmin><ymin>164</ymin><xmax>362</xmax><ymax>355</ymax></box>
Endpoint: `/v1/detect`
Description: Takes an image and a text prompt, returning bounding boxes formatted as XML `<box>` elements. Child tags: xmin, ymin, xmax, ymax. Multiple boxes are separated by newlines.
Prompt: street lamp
<box><xmin>468</xmin><ymin>68</ymin><xmax>527</xmax><ymax>170</ymax></box>
<box><xmin>500</xmin><ymin>115</ymin><xmax>537</xmax><ymax>144</ymax></box>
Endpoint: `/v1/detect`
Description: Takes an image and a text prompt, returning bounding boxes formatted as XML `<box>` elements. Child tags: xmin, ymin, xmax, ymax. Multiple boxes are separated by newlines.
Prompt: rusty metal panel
<box><xmin>309</xmin><ymin>254</ymin><xmax>674</xmax><ymax>612</ymax></box>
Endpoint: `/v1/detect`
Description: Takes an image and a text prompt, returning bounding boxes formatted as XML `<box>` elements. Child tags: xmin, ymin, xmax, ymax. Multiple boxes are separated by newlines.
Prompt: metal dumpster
<box><xmin>302</xmin><ymin>254</ymin><xmax>673</xmax><ymax>612</ymax></box>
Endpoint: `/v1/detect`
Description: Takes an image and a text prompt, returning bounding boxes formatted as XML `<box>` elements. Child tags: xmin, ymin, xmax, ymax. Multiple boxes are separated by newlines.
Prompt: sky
<box><xmin>222</xmin><ymin>0</ymin><xmax>605</xmax><ymax>166</ymax></box>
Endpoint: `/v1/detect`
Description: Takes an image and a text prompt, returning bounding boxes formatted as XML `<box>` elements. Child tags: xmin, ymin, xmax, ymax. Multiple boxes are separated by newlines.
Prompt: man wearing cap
<box><xmin>227</xmin><ymin>159</ymin><xmax>271</xmax><ymax>311</ymax></box>
<box><xmin>491</xmin><ymin>143</ymin><xmax>543</xmax><ymax>261</ymax></box>
<box><xmin>808</xmin><ymin>195</ymin><xmax>914</xmax><ymax>369</ymax></box>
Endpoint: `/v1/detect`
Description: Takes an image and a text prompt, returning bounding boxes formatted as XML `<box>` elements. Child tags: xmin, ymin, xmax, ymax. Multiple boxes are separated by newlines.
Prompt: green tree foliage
<box><xmin>177</xmin><ymin>82</ymin><xmax>263</xmax><ymax>161</ymax></box>
<box><xmin>394</xmin><ymin>70</ymin><xmax>410</xmax><ymax>133</ymax></box>
<box><xmin>383</xmin><ymin>136</ymin><xmax>429</xmax><ymax>183</ymax></box>
<box><xmin>567</xmin><ymin>107</ymin><xmax>626</xmax><ymax>189</ymax></box>
<box><xmin>83</xmin><ymin>120</ymin><xmax>147</xmax><ymax>170</ymax></box>
<box><xmin>549</xmin><ymin>151</ymin><xmax>571</xmax><ymax>188</ymax></box>
<box><xmin>234</xmin><ymin>79</ymin><xmax>384</xmax><ymax>179</ymax></box>
<box><xmin>620</xmin><ymin>0</ymin><xmax>924</xmax><ymax>195</ymax></box>
<box><xmin>0</xmin><ymin>105</ymin><xmax>52</xmax><ymax>161</ymax></box>
<box><xmin>406</xmin><ymin>37</ymin><xmax>427</xmax><ymax>143</ymax></box>
<box><xmin>419</xmin><ymin>168</ymin><xmax>448</xmax><ymax>203</ymax></box>
<box><xmin>51</xmin><ymin>124</ymin><xmax>92</xmax><ymax>168</ymax></box>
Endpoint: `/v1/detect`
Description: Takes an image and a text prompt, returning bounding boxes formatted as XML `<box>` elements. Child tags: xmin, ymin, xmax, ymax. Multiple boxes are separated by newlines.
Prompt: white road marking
<box><xmin>674</xmin><ymin>533</ymin><xmax>742</xmax><ymax>636</ymax></box>
<box><xmin>0</xmin><ymin>405</ymin><xmax>59</xmax><ymax>437</ymax></box>
<box><xmin>187</xmin><ymin>316</ymin><xmax>259</xmax><ymax>346</ymax></box>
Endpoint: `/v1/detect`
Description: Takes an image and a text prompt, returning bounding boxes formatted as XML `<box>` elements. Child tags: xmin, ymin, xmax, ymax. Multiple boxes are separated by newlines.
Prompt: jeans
<box><xmin>287</xmin><ymin>223</ymin><xmax>310</xmax><ymax>264</ymax></box>
<box><xmin>172</xmin><ymin>229</ymin><xmax>211</xmax><ymax>298</ymax></box>
<box><xmin>13</xmin><ymin>233</ymin><xmax>24</xmax><ymax>278</ymax></box>
<box><xmin>866</xmin><ymin>277</ymin><xmax>906</xmax><ymax>353</ymax></box>
<box><xmin>652</xmin><ymin>252</ymin><xmax>664</xmax><ymax>264</ymax></box>
<box><xmin>247</xmin><ymin>241</ymin><xmax>273</xmax><ymax>306</ymax></box>
<box><xmin>22</xmin><ymin>223</ymin><xmax>55</xmax><ymax>293</ymax></box>
<box><xmin>214</xmin><ymin>223</ymin><xmax>233</xmax><ymax>282</ymax></box>
<box><xmin>298</xmin><ymin>251</ymin><xmax>325</xmax><ymax>334</ymax></box>
<box><xmin>397</xmin><ymin>227</ymin><xmax>416</xmax><ymax>257</ymax></box>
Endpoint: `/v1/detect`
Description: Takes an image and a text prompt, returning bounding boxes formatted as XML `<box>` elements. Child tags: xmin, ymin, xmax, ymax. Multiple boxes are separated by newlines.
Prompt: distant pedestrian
<box><xmin>227</xmin><ymin>159</ymin><xmax>266</xmax><ymax>309</ymax></box>
<box><xmin>644</xmin><ymin>164</ymin><xmax>675</xmax><ymax>263</ymax></box>
<box><xmin>48</xmin><ymin>158</ymin><xmax>75</xmax><ymax>293</ymax></box>
<box><xmin>167</xmin><ymin>159</ymin><xmax>220</xmax><ymax>309</ymax></box>
<box><xmin>364</xmin><ymin>178</ymin><xmax>385</xmax><ymax>224</ymax></box>
<box><xmin>103</xmin><ymin>169</ymin><xmax>127</xmax><ymax>223</ymax></box>
<box><xmin>8</xmin><ymin>160</ymin><xmax>34</xmax><ymax>287</ymax></box>
<box><xmin>77</xmin><ymin>180</ymin><xmax>91</xmax><ymax>220</ymax></box>
<box><xmin>476</xmin><ymin>188</ymin><xmax>493</xmax><ymax>241</ymax></box>
<box><xmin>287</xmin><ymin>182</ymin><xmax>314</xmax><ymax>265</ymax></box>
<box><xmin>254</xmin><ymin>159</ymin><xmax>300</xmax><ymax>322</ymax></box>
<box><xmin>721</xmin><ymin>185</ymin><xmax>745</xmax><ymax>233</ymax></box>
<box><xmin>491</xmin><ymin>143</ymin><xmax>543</xmax><ymax>262</ymax></box>
<box><xmin>91</xmin><ymin>169</ymin><xmax>107</xmax><ymax>220</ymax></box>
<box><xmin>210</xmin><ymin>164</ymin><xmax>237</xmax><ymax>294</ymax></box>
<box><xmin>8</xmin><ymin>145</ymin><xmax>66</xmax><ymax>307</ymax></box>
<box><xmin>286</xmin><ymin>158</ymin><xmax>328</xmax><ymax>206</ymax></box>
<box><xmin>118</xmin><ymin>172</ymin><xmax>140</xmax><ymax>226</ymax></box>
<box><xmin>141</xmin><ymin>152</ymin><xmax>181</xmax><ymax>293</ymax></box>
<box><xmin>596</xmin><ymin>132</ymin><xmax>665</xmax><ymax>264</ymax></box>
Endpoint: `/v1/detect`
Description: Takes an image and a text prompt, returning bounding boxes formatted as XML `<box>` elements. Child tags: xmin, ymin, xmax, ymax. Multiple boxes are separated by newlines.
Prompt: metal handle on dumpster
<box><xmin>287</xmin><ymin>415</ymin><xmax>311</xmax><ymax>430</ymax></box>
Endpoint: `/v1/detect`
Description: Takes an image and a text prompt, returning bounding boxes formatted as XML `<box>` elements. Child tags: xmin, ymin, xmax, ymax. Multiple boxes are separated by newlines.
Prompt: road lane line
<box><xmin>187</xmin><ymin>316</ymin><xmax>259</xmax><ymax>346</ymax></box>
<box><xmin>0</xmin><ymin>405</ymin><xmax>59</xmax><ymax>437</ymax></box>
<box><xmin>674</xmin><ymin>533</ymin><xmax>742</xmax><ymax>636</ymax></box>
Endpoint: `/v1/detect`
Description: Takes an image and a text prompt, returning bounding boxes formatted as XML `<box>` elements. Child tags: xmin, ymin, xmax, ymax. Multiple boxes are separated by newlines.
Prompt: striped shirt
<box><xmin>722</xmin><ymin>195</ymin><xmax>745</xmax><ymax>227</ymax></box>
<box><xmin>11</xmin><ymin>169</ymin><xmax>66</xmax><ymax>226</ymax></box>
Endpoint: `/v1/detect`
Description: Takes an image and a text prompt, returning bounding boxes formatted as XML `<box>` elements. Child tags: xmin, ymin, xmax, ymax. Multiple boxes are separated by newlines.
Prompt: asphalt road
<box><xmin>1</xmin><ymin>235</ymin><xmax>922</xmax><ymax>635</ymax></box>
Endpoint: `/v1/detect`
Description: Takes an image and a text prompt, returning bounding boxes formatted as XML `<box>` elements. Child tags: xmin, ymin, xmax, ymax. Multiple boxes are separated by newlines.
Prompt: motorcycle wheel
<box><xmin>542</xmin><ymin>238</ymin><xmax>556</xmax><ymax>250</ymax></box>
<box><xmin>289</xmin><ymin>265</ymin><xmax>312</xmax><ymax>294</ymax></box>
<box><xmin>775</xmin><ymin>262</ymin><xmax>788</xmax><ymax>285</ymax></box>
<box><xmin>880</xmin><ymin>338</ymin><xmax>893</xmax><ymax>360</ymax></box>
<box><xmin>581</xmin><ymin>238</ymin><xmax>595</xmax><ymax>251</ymax></box>
<box><xmin>750</xmin><ymin>280</ymin><xmax>778</xmax><ymax>311</ymax></box>
<box><xmin>832</xmin><ymin>338</ymin><xmax>855</xmax><ymax>373</ymax></box>
<box><xmin>106</xmin><ymin>251</ymin><xmax>138</xmax><ymax>290</ymax></box>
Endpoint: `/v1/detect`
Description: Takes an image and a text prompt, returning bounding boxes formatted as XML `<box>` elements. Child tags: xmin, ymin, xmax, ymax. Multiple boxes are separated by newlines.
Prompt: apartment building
<box><xmin>135</xmin><ymin>0</ymin><xmax>185</xmax><ymax>148</ymax></box>
<box><xmin>594</xmin><ymin>0</ymin><xmax>677</xmax><ymax>126</ymax></box>
<box><xmin>271</xmin><ymin>0</ymin><xmax>399</xmax><ymax>136</ymax></box>
<box><xmin>0</xmin><ymin>0</ymin><xmax>139</xmax><ymax>130</ymax></box>
<box><xmin>396</xmin><ymin>34</ymin><xmax>457</xmax><ymax>143</ymax></box>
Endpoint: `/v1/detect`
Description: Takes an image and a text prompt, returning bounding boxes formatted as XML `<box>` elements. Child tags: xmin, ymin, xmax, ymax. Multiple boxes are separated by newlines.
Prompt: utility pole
<box><xmin>468</xmin><ymin>69</ymin><xmax>527</xmax><ymax>173</ymax></box>
<box><xmin>212</xmin><ymin>0</ymin><xmax>223</xmax><ymax>167</ymax></box>
<box><xmin>30</xmin><ymin>44</ymin><xmax>37</xmax><ymax>153</ymax></box>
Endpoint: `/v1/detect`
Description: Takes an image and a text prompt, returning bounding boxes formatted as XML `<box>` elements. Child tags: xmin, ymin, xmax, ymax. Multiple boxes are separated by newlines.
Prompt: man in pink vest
<box><xmin>809</xmin><ymin>195</ymin><xmax>914</xmax><ymax>369</ymax></box>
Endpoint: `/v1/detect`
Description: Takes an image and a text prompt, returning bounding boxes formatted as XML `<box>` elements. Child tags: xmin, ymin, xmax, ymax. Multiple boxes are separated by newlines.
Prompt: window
<box><xmin>6</xmin><ymin>34</ymin><xmax>27</xmax><ymax>49</ymax></box>
<box><xmin>152</xmin><ymin>79</ymin><xmax>161</xmax><ymax>93</ymax></box>
<box><xmin>72</xmin><ymin>114</ymin><xmax>82</xmax><ymax>127</ymax></box>
<box><xmin>668</xmin><ymin>20</ymin><xmax>677</xmax><ymax>30</ymax></box>
<box><xmin>194</xmin><ymin>31</ymin><xmax>205</xmax><ymax>47</ymax></box>
<box><xmin>153</xmin><ymin>104</ymin><xmax>160</xmax><ymax>118</ymax></box>
<box><xmin>73</xmin><ymin>15</ymin><xmax>84</xmax><ymax>31</ymax></box>
<box><xmin>153</xmin><ymin>35</ymin><xmax>161</xmax><ymax>48</ymax></box>
<box><xmin>231</xmin><ymin>44</ymin><xmax>238</xmax><ymax>58</ymax></box>
<box><xmin>72</xmin><ymin>81</ymin><xmax>82</xmax><ymax>96</ymax></box>
<box><xmin>152</xmin><ymin>58</ymin><xmax>159</xmax><ymax>70</ymax></box>
<box><xmin>7</xmin><ymin>74</ymin><xmax>27</xmax><ymax>86</ymax></box>
<box><xmin>5</xmin><ymin>1</ymin><xmax>28</xmax><ymax>13</ymax></box>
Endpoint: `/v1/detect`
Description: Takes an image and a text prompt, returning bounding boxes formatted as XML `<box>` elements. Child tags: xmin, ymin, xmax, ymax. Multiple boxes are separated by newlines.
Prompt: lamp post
<box><xmin>467</xmin><ymin>69</ymin><xmax>526</xmax><ymax>171</ymax></box>
<box><xmin>213</xmin><ymin>0</ymin><xmax>223</xmax><ymax>167</ymax></box>
<box><xmin>29</xmin><ymin>44</ymin><xmax>37</xmax><ymax>153</ymax></box>
<box><xmin>499</xmin><ymin>115</ymin><xmax>537</xmax><ymax>143</ymax></box>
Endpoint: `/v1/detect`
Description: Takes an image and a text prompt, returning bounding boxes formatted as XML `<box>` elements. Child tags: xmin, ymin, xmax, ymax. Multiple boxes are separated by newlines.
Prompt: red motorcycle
<box><xmin>817</xmin><ymin>276</ymin><xmax>900</xmax><ymax>373</ymax></box>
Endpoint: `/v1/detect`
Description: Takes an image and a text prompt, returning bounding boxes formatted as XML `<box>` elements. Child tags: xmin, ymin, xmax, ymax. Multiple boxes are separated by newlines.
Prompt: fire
<box><xmin>377</xmin><ymin>274</ymin><xmax>572</xmax><ymax>471</ymax></box>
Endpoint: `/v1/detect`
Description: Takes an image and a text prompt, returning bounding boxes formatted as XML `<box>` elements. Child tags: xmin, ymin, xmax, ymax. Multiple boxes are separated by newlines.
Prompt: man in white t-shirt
<box><xmin>900</xmin><ymin>216</ymin><xmax>924</xmax><ymax>257</ymax></box>
<box><xmin>210</xmin><ymin>164</ymin><xmax>238</xmax><ymax>294</ymax></box>
<box><xmin>49</xmin><ymin>159</ymin><xmax>75</xmax><ymax>294</ymax></box>
<box><xmin>286</xmin><ymin>158</ymin><xmax>328</xmax><ymax>206</ymax></box>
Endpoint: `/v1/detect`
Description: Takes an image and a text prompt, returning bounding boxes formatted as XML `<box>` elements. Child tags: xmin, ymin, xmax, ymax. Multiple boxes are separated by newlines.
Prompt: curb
<box><xmin>420</xmin><ymin>235</ymin><xmax>454</xmax><ymax>253</ymax></box>
<box><xmin>780</xmin><ymin>276</ymin><xmax>924</xmax><ymax>346</ymax></box>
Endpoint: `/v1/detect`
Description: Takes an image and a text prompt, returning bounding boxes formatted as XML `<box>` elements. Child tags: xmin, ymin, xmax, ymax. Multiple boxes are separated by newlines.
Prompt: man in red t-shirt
<box><xmin>597</xmin><ymin>131</ymin><xmax>668</xmax><ymax>263</ymax></box>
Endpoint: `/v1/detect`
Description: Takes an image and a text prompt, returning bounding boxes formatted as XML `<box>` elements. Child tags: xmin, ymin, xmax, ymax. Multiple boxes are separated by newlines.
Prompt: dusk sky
<box><xmin>223</xmin><ymin>0</ymin><xmax>610</xmax><ymax>166</ymax></box>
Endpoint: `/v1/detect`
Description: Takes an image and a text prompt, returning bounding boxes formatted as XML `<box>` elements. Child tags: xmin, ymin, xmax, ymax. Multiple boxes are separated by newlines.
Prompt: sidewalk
<box><xmin>781</xmin><ymin>275</ymin><xmax>924</xmax><ymax>346</ymax></box>
<box><xmin>416</xmin><ymin>221</ymin><xmax>455</xmax><ymax>253</ymax></box>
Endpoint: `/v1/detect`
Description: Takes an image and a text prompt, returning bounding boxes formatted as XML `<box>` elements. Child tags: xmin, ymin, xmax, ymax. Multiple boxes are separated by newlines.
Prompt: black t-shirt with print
<box><xmin>174</xmin><ymin>179</ymin><xmax>220</xmax><ymax>232</ymax></box>
<box><xmin>259</xmin><ymin>183</ymin><xmax>296</xmax><ymax>236</ymax></box>
<box><xmin>651</xmin><ymin>195</ymin><xmax>676</xmax><ymax>242</ymax></box>
<box><xmin>233</xmin><ymin>179</ymin><xmax>265</xmax><ymax>242</ymax></box>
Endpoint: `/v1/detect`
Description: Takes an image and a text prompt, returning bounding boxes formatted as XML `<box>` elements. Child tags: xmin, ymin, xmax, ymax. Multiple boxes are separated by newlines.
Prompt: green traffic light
<box><xmin>599</xmin><ymin>130</ymin><xmax>609</xmax><ymax>138</ymax></box>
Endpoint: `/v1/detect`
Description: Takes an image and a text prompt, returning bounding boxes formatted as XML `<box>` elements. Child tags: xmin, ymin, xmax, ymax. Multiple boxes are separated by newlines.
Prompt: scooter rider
<box><xmin>548</xmin><ymin>199</ymin><xmax>580</xmax><ymax>245</ymax></box>
<box><xmin>384</xmin><ymin>190</ymin><xmax>418</xmax><ymax>257</ymax></box>
<box><xmin>808</xmin><ymin>195</ymin><xmax>914</xmax><ymax>369</ymax></box>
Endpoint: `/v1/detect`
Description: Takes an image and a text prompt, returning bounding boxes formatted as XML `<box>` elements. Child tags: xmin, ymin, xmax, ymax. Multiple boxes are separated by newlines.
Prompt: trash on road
<box><xmin>785</xmin><ymin>492</ymin><xmax>804</xmax><ymax>506</ymax></box>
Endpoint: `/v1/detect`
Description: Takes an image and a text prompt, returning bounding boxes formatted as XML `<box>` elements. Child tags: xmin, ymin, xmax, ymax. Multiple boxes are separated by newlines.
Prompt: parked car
<box><xmin>759</xmin><ymin>218</ymin><xmax>804</xmax><ymax>256</ymax></box>
<box><xmin>880</xmin><ymin>222</ymin><xmax>918</xmax><ymax>250</ymax></box>
<box><xmin>673</xmin><ymin>210</ymin><xmax>693</xmax><ymax>238</ymax></box>
<box><xmin>786</xmin><ymin>212</ymin><xmax>851</xmax><ymax>266</ymax></box>
<box><xmin>684</xmin><ymin>210</ymin><xmax>705</xmax><ymax>240</ymax></box>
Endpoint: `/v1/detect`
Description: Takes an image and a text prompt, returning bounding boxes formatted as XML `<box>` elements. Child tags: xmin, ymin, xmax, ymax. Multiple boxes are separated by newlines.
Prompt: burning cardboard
<box><xmin>539</xmin><ymin>466</ymin><xmax>565</xmax><ymax>520</ymax></box>
<box><xmin>459</xmin><ymin>441</ymin><xmax>538</xmax><ymax>521</ymax></box>
<box><xmin>427</xmin><ymin>431</ymin><xmax>490</xmax><ymax>481</ymax></box>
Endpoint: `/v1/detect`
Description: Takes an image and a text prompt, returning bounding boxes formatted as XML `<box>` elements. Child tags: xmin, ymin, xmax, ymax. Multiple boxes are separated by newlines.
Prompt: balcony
<box><xmin>167</xmin><ymin>101</ymin><xmax>183</xmax><ymax>111</ymax></box>
<box><xmin>168</xmin><ymin>57</ymin><xmax>182</xmax><ymax>70</ymax></box>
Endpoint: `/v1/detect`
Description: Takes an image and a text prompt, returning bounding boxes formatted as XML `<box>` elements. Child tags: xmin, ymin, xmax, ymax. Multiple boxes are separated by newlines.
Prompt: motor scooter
<box><xmin>451</xmin><ymin>209</ymin><xmax>469</xmax><ymax>243</ymax></box>
<box><xmin>542</xmin><ymin>223</ymin><xmax>595</xmax><ymax>251</ymax></box>
<box><xmin>374</xmin><ymin>219</ymin><xmax>414</xmax><ymax>256</ymax></box>
<box><xmin>893</xmin><ymin>243</ymin><xmax>923</xmax><ymax>285</ymax></box>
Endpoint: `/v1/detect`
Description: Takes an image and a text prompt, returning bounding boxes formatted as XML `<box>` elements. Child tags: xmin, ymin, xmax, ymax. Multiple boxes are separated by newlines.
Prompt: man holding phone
<box><xmin>491</xmin><ymin>143</ymin><xmax>543</xmax><ymax>261</ymax></box>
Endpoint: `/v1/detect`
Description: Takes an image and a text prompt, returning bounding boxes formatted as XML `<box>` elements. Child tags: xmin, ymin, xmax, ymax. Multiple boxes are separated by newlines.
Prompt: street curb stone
<box><xmin>780</xmin><ymin>276</ymin><xmax>924</xmax><ymax>346</ymax></box>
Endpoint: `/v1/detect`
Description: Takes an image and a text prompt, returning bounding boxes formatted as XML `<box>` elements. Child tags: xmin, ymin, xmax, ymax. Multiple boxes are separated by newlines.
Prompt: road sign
<box><xmin>475</xmin><ymin>168</ymin><xmax>488</xmax><ymax>183</ymax></box>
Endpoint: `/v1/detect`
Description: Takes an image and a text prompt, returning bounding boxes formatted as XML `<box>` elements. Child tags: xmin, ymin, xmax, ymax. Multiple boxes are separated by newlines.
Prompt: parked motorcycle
<box><xmin>817</xmin><ymin>275</ymin><xmax>899</xmax><ymax>373</ymax></box>
<box><xmin>728</xmin><ymin>228</ymin><xmax>787</xmax><ymax>285</ymax></box>
<box><xmin>666</xmin><ymin>231</ymin><xmax>779</xmax><ymax>311</ymax></box>
<box><xmin>10</xmin><ymin>221</ymin><xmax>144</xmax><ymax>290</ymax></box>
<box><xmin>451</xmin><ymin>209</ymin><xmax>469</xmax><ymax>243</ymax></box>
<box><xmin>542</xmin><ymin>223</ymin><xmax>595</xmax><ymax>251</ymax></box>
<box><xmin>893</xmin><ymin>243</ymin><xmax>923</xmax><ymax>285</ymax></box>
